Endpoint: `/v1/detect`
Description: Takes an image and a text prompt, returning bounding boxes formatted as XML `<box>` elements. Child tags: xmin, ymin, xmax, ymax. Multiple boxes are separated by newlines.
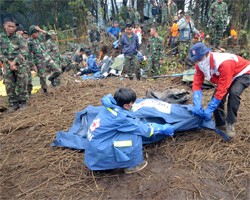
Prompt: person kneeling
<box><xmin>77</xmin><ymin>50</ymin><xmax>100</xmax><ymax>76</ymax></box>
<box><xmin>84</xmin><ymin>88</ymin><xmax>174</xmax><ymax>174</ymax></box>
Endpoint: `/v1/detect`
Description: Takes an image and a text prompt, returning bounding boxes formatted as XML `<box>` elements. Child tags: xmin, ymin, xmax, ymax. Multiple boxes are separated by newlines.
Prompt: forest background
<box><xmin>0</xmin><ymin>0</ymin><xmax>249</xmax><ymax>39</ymax></box>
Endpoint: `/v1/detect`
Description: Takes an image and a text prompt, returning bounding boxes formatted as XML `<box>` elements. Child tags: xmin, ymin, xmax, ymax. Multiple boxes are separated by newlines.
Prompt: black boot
<box><xmin>19</xmin><ymin>102</ymin><xmax>28</xmax><ymax>111</ymax></box>
<box><xmin>8</xmin><ymin>103</ymin><xmax>19</xmax><ymax>113</ymax></box>
<box><xmin>43</xmin><ymin>88</ymin><xmax>48</xmax><ymax>95</ymax></box>
<box><xmin>48</xmin><ymin>76</ymin><xmax>56</xmax><ymax>87</ymax></box>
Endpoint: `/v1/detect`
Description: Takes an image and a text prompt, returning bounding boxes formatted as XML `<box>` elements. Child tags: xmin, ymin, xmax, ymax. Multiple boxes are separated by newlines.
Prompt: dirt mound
<box><xmin>0</xmin><ymin>75</ymin><xmax>249</xmax><ymax>199</ymax></box>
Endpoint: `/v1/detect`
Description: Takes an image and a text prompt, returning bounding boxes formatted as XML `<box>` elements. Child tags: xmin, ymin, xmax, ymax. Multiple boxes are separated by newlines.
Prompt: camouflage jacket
<box><xmin>87</xmin><ymin>15</ymin><xmax>95</xmax><ymax>27</ymax></box>
<box><xmin>46</xmin><ymin>39</ymin><xmax>61</xmax><ymax>61</ymax></box>
<box><xmin>28</xmin><ymin>36</ymin><xmax>45</xmax><ymax>64</ymax></box>
<box><xmin>170</xmin><ymin>2</ymin><xmax>177</xmax><ymax>17</ymax></box>
<box><xmin>208</xmin><ymin>1</ymin><xmax>228</xmax><ymax>24</ymax></box>
<box><xmin>0</xmin><ymin>31</ymin><xmax>27</xmax><ymax>66</ymax></box>
<box><xmin>134</xmin><ymin>11</ymin><xmax>141</xmax><ymax>22</ymax></box>
<box><xmin>28</xmin><ymin>33</ymin><xmax>52</xmax><ymax>64</ymax></box>
<box><xmin>145</xmin><ymin>36</ymin><xmax>164</xmax><ymax>58</ymax></box>
<box><xmin>161</xmin><ymin>6</ymin><xmax>168</xmax><ymax>16</ymax></box>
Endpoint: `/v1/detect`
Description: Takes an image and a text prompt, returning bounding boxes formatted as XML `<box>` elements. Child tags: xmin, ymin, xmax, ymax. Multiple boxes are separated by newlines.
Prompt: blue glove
<box><xmin>149</xmin><ymin>123</ymin><xmax>174</xmax><ymax>136</ymax></box>
<box><xmin>192</xmin><ymin>90</ymin><xmax>203</xmax><ymax>117</ymax></box>
<box><xmin>202</xmin><ymin>97</ymin><xmax>221</xmax><ymax>120</ymax></box>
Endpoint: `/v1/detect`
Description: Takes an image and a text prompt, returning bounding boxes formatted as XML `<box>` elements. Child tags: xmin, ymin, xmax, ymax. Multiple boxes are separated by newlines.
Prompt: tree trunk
<box><xmin>137</xmin><ymin>0</ymin><xmax>144</xmax><ymax>21</ymax></box>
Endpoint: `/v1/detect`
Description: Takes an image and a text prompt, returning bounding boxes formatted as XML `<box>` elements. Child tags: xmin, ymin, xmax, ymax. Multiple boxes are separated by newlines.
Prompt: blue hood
<box><xmin>101</xmin><ymin>94</ymin><xmax>118</xmax><ymax>109</ymax></box>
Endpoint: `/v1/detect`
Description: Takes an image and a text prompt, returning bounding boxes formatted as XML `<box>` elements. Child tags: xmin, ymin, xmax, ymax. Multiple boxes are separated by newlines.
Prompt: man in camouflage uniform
<box><xmin>119</xmin><ymin>16</ymin><xmax>126</xmax><ymax>31</ymax></box>
<box><xmin>128</xmin><ymin>8</ymin><xmax>136</xmax><ymax>26</ymax></box>
<box><xmin>46</xmin><ymin>30</ymin><xmax>62</xmax><ymax>85</ymax></box>
<box><xmin>87</xmin><ymin>11</ymin><xmax>95</xmax><ymax>30</ymax></box>
<box><xmin>15</xmin><ymin>24</ymin><xmax>33</xmax><ymax>95</ymax></box>
<box><xmin>28</xmin><ymin>25</ymin><xmax>61</xmax><ymax>93</ymax></box>
<box><xmin>208</xmin><ymin>0</ymin><xmax>228</xmax><ymax>49</ymax></box>
<box><xmin>161</xmin><ymin>3</ymin><xmax>168</xmax><ymax>26</ymax></box>
<box><xmin>169</xmin><ymin>0</ymin><xmax>178</xmax><ymax>19</ymax></box>
<box><xmin>145</xmin><ymin>27</ymin><xmax>164</xmax><ymax>76</ymax></box>
<box><xmin>89</xmin><ymin>23</ymin><xmax>101</xmax><ymax>56</ymax></box>
<box><xmin>0</xmin><ymin>18</ymin><xmax>29</xmax><ymax>112</ymax></box>
<box><xmin>134</xmin><ymin>10</ymin><xmax>141</xmax><ymax>25</ymax></box>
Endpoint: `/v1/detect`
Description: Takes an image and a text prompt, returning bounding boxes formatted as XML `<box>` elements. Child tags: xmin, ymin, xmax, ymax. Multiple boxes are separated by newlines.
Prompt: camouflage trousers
<box><xmin>178</xmin><ymin>41</ymin><xmax>191</xmax><ymax>63</ymax></box>
<box><xmin>26</xmin><ymin>65</ymin><xmax>33</xmax><ymax>95</ymax></box>
<box><xmin>46</xmin><ymin>60</ymin><xmax>62</xmax><ymax>86</ymax></box>
<box><xmin>161</xmin><ymin>15</ymin><xmax>169</xmax><ymax>26</ymax></box>
<box><xmin>36</xmin><ymin>62</ymin><xmax>47</xmax><ymax>90</ymax></box>
<box><xmin>3</xmin><ymin>64</ymin><xmax>28</xmax><ymax>106</ymax></box>
<box><xmin>147</xmin><ymin>56</ymin><xmax>160</xmax><ymax>76</ymax></box>
<box><xmin>91</xmin><ymin>41</ymin><xmax>100</xmax><ymax>57</ymax></box>
<box><xmin>124</xmin><ymin>55</ymin><xmax>140</xmax><ymax>79</ymax></box>
<box><xmin>210</xmin><ymin>23</ymin><xmax>224</xmax><ymax>47</ymax></box>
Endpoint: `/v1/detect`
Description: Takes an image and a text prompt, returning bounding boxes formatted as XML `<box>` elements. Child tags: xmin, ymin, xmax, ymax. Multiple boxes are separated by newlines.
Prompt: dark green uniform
<box><xmin>208</xmin><ymin>1</ymin><xmax>228</xmax><ymax>48</ymax></box>
<box><xmin>0</xmin><ymin>31</ymin><xmax>28</xmax><ymax>107</ymax></box>
<box><xmin>145</xmin><ymin>35</ymin><xmax>164</xmax><ymax>76</ymax></box>
<box><xmin>161</xmin><ymin>4</ymin><xmax>169</xmax><ymax>25</ymax></box>
<box><xmin>28</xmin><ymin>33</ymin><xmax>61</xmax><ymax>90</ymax></box>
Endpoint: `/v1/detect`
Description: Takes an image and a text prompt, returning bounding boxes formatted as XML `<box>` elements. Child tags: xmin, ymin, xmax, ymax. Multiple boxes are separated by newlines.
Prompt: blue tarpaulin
<box><xmin>52</xmin><ymin>98</ymin><xmax>229</xmax><ymax>150</ymax></box>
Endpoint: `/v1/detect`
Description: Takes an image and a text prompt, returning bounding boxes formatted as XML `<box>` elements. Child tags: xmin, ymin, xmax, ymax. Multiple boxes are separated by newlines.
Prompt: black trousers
<box><xmin>214</xmin><ymin>73</ymin><xmax>250</xmax><ymax>126</ymax></box>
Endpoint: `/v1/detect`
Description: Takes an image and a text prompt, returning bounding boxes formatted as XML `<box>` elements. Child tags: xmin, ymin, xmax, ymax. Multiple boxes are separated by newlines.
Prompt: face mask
<box><xmin>174</xmin><ymin>20</ymin><xmax>178</xmax><ymax>23</ymax></box>
<box><xmin>197</xmin><ymin>54</ymin><xmax>211</xmax><ymax>80</ymax></box>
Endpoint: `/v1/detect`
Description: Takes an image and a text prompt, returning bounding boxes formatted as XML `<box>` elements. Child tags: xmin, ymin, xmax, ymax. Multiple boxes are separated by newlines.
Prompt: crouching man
<box><xmin>84</xmin><ymin>88</ymin><xmax>174</xmax><ymax>174</ymax></box>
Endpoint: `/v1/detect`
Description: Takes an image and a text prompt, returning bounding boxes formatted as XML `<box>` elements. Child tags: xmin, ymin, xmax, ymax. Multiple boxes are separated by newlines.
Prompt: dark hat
<box><xmin>3</xmin><ymin>17</ymin><xmax>17</xmax><ymax>24</ymax></box>
<box><xmin>16</xmin><ymin>24</ymin><xmax>24</xmax><ymax>32</ymax></box>
<box><xmin>113</xmin><ymin>20</ymin><xmax>118</xmax><ymax>24</ymax></box>
<box><xmin>185</xmin><ymin>10</ymin><xmax>194</xmax><ymax>16</ymax></box>
<box><xmin>29</xmin><ymin>25</ymin><xmax>39</xmax><ymax>35</ymax></box>
<box><xmin>189</xmin><ymin>42</ymin><xmax>211</xmax><ymax>62</ymax></box>
<box><xmin>126</xmin><ymin>23</ymin><xmax>132</xmax><ymax>28</ymax></box>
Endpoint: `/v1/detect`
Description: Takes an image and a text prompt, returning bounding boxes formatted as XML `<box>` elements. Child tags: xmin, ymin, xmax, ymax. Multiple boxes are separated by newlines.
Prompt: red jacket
<box><xmin>192</xmin><ymin>52</ymin><xmax>250</xmax><ymax>100</ymax></box>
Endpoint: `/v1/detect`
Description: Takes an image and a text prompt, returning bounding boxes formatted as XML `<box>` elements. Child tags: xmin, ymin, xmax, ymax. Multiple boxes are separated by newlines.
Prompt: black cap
<box><xmin>126</xmin><ymin>23</ymin><xmax>132</xmax><ymax>28</ymax></box>
<box><xmin>4</xmin><ymin>17</ymin><xmax>17</xmax><ymax>24</ymax></box>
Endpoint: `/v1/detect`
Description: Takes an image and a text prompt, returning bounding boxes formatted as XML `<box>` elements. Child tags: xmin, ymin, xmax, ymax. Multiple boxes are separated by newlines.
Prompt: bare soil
<box><xmin>0</xmin><ymin>74</ymin><xmax>249</xmax><ymax>200</ymax></box>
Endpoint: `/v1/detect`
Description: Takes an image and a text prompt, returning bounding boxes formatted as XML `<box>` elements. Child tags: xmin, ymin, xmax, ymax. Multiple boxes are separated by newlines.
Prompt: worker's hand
<box><xmin>202</xmin><ymin>97</ymin><xmax>221</xmax><ymax>120</ymax></box>
<box><xmin>149</xmin><ymin>123</ymin><xmax>174</xmax><ymax>136</ymax></box>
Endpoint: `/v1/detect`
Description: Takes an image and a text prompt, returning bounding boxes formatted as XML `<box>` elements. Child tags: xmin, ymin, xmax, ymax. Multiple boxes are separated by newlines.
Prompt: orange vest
<box><xmin>171</xmin><ymin>23</ymin><xmax>179</xmax><ymax>37</ymax></box>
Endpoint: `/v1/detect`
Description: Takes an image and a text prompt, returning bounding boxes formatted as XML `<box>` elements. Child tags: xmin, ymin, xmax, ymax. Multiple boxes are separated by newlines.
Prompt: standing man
<box><xmin>0</xmin><ymin>18</ymin><xmax>29</xmax><ymax>111</ymax></box>
<box><xmin>89</xmin><ymin>23</ymin><xmax>101</xmax><ymax>56</ymax></box>
<box><xmin>28</xmin><ymin>25</ymin><xmax>61</xmax><ymax>92</ymax></box>
<box><xmin>161</xmin><ymin>3</ymin><xmax>169</xmax><ymax>26</ymax></box>
<box><xmin>169</xmin><ymin>0</ymin><xmax>178</xmax><ymax>20</ymax></box>
<box><xmin>208</xmin><ymin>0</ymin><xmax>228</xmax><ymax>50</ymax></box>
<box><xmin>190</xmin><ymin>42</ymin><xmax>250</xmax><ymax>139</ymax></box>
<box><xmin>87</xmin><ymin>11</ymin><xmax>95</xmax><ymax>30</ymax></box>
<box><xmin>46</xmin><ymin>30</ymin><xmax>62</xmax><ymax>85</ymax></box>
<box><xmin>145</xmin><ymin>27</ymin><xmax>164</xmax><ymax>76</ymax></box>
<box><xmin>177</xmin><ymin>10</ymin><xmax>199</xmax><ymax>65</ymax></box>
<box><xmin>120</xmin><ymin>24</ymin><xmax>140</xmax><ymax>80</ymax></box>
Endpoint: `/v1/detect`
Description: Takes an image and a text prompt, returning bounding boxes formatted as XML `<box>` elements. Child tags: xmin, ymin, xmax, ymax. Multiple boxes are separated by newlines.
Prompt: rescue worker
<box><xmin>190</xmin><ymin>42</ymin><xmax>250</xmax><ymax>139</ymax></box>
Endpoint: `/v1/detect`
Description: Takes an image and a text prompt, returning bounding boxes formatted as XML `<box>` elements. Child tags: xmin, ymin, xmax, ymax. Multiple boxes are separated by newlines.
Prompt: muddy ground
<box><xmin>0</xmin><ymin>74</ymin><xmax>249</xmax><ymax>200</ymax></box>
